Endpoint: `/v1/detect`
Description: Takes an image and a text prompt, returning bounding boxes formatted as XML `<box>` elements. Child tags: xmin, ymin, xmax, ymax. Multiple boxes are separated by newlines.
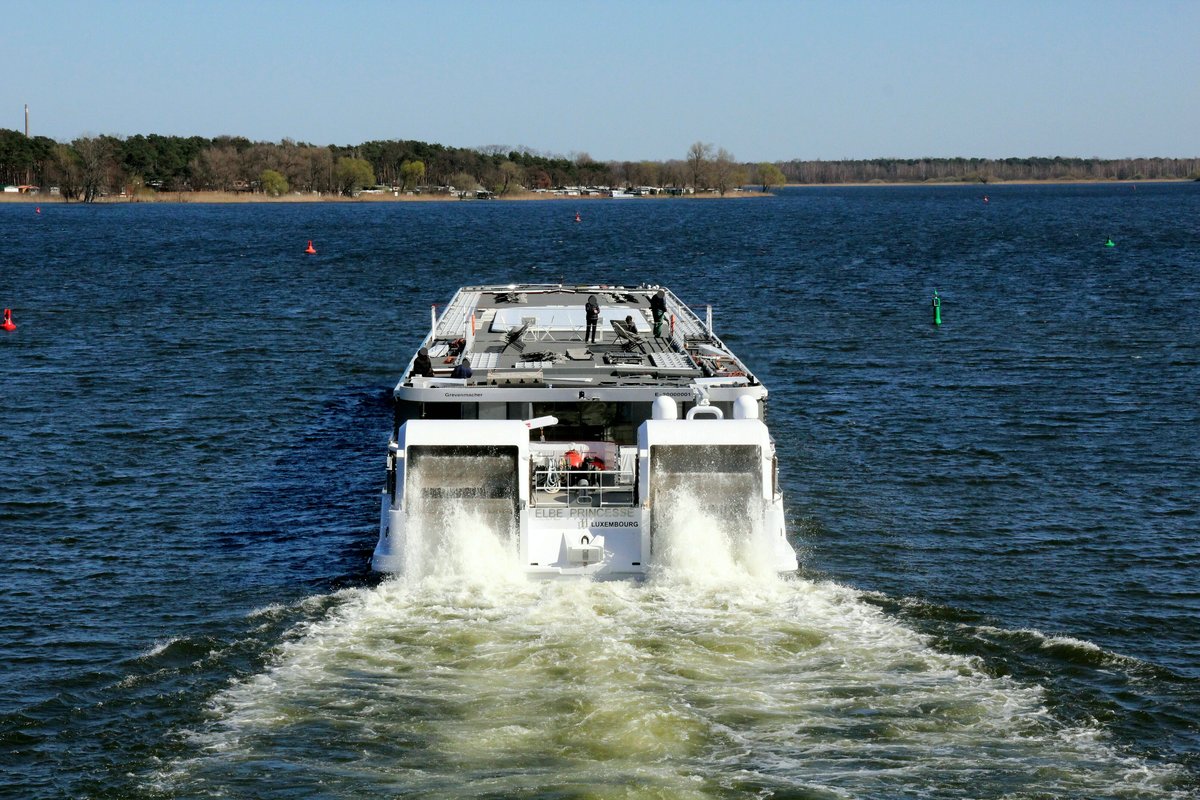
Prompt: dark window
<box><xmin>423</xmin><ymin>402</ymin><xmax>461</xmax><ymax>420</ymax></box>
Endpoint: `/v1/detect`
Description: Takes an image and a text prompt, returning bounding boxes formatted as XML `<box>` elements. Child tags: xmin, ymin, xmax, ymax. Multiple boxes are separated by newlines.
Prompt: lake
<box><xmin>1</xmin><ymin>183</ymin><xmax>1196</xmax><ymax>798</ymax></box>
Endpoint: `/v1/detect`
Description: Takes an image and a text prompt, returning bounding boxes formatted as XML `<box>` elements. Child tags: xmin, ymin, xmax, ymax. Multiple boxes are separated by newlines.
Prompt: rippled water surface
<box><xmin>2</xmin><ymin>184</ymin><xmax>1197</xmax><ymax>798</ymax></box>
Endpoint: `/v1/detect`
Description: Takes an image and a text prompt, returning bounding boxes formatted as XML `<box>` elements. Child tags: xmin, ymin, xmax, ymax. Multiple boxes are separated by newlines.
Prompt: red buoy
<box><xmin>574</xmin><ymin>211</ymin><xmax>581</xmax><ymax>223</ymax></box>
<box><xmin>2</xmin><ymin>308</ymin><xmax>15</xmax><ymax>332</ymax></box>
<box><xmin>305</xmin><ymin>240</ymin><xmax>317</xmax><ymax>254</ymax></box>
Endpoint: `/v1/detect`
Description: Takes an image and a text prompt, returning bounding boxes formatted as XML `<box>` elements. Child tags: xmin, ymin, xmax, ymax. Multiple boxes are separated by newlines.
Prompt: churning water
<box><xmin>652</xmin><ymin>482</ymin><xmax>777</xmax><ymax>583</ymax></box>
<box><xmin>402</xmin><ymin>450</ymin><xmax>520</xmax><ymax>578</ymax></box>
<box><xmin>156</xmin><ymin>501</ymin><xmax>1183</xmax><ymax>798</ymax></box>
<box><xmin>2</xmin><ymin>184</ymin><xmax>1197</xmax><ymax>798</ymax></box>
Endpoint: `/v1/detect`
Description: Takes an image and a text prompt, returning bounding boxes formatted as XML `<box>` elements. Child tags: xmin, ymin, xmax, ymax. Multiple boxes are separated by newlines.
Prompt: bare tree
<box><xmin>661</xmin><ymin>160</ymin><xmax>687</xmax><ymax>189</ymax></box>
<box><xmin>637</xmin><ymin>160</ymin><xmax>662</xmax><ymax>187</ymax></box>
<box><xmin>296</xmin><ymin>147</ymin><xmax>334</xmax><ymax>193</ymax></box>
<box><xmin>50</xmin><ymin>144</ymin><xmax>82</xmax><ymax>201</ymax></box>
<box><xmin>73</xmin><ymin>136</ymin><xmax>112</xmax><ymax>202</ymax></box>
<box><xmin>189</xmin><ymin>146</ymin><xmax>240</xmax><ymax>191</ymax></box>
<box><xmin>240</xmin><ymin>144</ymin><xmax>281</xmax><ymax>190</ymax></box>
<box><xmin>275</xmin><ymin>141</ymin><xmax>309</xmax><ymax>194</ymax></box>
<box><xmin>686</xmin><ymin>141</ymin><xmax>714</xmax><ymax>190</ymax></box>
<box><xmin>710</xmin><ymin>147</ymin><xmax>742</xmax><ymax>195</ymax></box>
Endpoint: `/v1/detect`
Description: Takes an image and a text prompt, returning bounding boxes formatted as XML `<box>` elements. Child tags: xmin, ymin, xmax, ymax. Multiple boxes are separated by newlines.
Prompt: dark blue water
<box><xmin>2</xmin><ymin>184</ymin><xmax>1197</xmax><ymax>798</ymax></box>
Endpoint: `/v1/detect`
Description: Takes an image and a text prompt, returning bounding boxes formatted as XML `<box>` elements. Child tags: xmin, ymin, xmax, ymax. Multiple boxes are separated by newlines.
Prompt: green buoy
<box><xmin>1105</xmin><ymin>238</ymin><xmax>1116</xmax><ymax>247</ymax></box>
<box><xmin>932</xmin><ymin>290</ymin><xmax>942</xmax><ymax>326</ymax></box>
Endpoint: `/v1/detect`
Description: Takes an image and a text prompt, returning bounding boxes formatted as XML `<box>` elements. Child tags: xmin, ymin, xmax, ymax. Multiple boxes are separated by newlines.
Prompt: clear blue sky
<box><xmin>6</xmin><ymin>0</ymin><xmax>1197</xmax><ymax>161</ymax></box>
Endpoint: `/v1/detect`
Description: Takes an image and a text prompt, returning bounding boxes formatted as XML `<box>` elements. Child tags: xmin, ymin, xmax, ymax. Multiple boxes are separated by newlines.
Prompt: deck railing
<box><xmin>531</xmin><ymin>460</ymin><xmax>636</xmax><ymax>507</ymax></box>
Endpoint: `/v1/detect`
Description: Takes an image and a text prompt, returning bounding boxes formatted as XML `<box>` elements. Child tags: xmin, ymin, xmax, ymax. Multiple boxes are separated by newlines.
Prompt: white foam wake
<box><xmin>651</xmin><ymin>482</ymin><xmax>780</xmax><ymax>584</ymax></box>
<box><xmin>151</xmin><ymin>509</ymin><xmax>1187</xmax><ymax>798</ymax></box>
<box><xmin>403</xmin><ymin>504</ymin><xmax>523</xmax><ymax>584</ymax></box>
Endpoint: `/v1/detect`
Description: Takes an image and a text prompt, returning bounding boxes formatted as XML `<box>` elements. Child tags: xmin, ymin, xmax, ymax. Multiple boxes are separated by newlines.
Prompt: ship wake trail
<box><xmin>153</xmin><ymin>561</ymin><xmax>1189</xmax><ymax>798</ymax></box>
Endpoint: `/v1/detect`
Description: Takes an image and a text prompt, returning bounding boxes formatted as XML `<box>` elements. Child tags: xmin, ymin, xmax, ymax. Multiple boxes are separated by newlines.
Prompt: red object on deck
<box><xmin>305</xmin><ymin>240</ymin><xmax>317</xmax><ymax>254</ymax></box>
<box><xmin>2</xmin><ymin>308</ymin><xmax>15</xmax><ymax>332</ymax></box>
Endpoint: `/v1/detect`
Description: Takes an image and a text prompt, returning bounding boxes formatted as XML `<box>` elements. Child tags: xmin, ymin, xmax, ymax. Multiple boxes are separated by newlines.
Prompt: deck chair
<box><xmin>610</xmin><ymin>319</ymin><xmax>648</xmax><ymax>352</ymax></box>
<box><xmin>502</xmin><ymin>321</ymin><xmax>530</xmax><ymax>353</ymax></box>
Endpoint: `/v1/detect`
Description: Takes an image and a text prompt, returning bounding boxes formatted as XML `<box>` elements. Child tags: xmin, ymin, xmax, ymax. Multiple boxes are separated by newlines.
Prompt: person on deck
<box><xmin>650</xmin><ymin>290</ymin><xmax>667</xmax><ymax>337</ymax></box>
<box><xmin>450</xmin><ymin>357</ymin><xmax>473</xmax><ymax>379</ymax></box>
<box><xmin>411</xmin><ymin>347</ymin><xmax>434</xmax><ymax>378</ymax></box>
<box><xmin>585</xmin><ymin>295</ymin><xmax>600</xmax><ymax>343</ymax></box>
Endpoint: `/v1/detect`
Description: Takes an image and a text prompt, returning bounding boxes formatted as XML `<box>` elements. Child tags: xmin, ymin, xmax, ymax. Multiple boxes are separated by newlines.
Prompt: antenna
<box><xmin>23</xmin><ymin>105</ymin><xmax>31</xmax><ymax>186</ymax></box>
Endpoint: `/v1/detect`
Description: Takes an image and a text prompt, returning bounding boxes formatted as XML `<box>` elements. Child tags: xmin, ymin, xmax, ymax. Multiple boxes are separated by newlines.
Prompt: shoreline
<box><xmin>1</xmin><ymin>178</ymin><xmax>1192</xmax><ymax>204</ymax></box>
<box><xmin>0</xmin><ymin>189</ymin><xmax>772</xmax><ymax>205</ymax></box>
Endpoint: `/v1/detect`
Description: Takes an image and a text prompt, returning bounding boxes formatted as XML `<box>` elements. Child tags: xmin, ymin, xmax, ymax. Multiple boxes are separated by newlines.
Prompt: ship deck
<box><xmin>402</xmin><ymin>284</ymin><xmax>755</xmax><ymax>391</ymax></box>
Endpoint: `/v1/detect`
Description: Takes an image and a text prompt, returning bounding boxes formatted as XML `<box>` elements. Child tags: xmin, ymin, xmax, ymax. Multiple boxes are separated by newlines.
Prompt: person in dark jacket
<box><xmin>650</xmin><ymin>290</ymin><xmax>667</xmax><ymax>337</ymax></box>
<box><xmin>584</xmin><ymin>295</ymin><xmax>600</xmax><ymax>343</ymax></box>
<box><xmin>411</xmin><ymin>347</ymin><xmax>434</xmax><ymax>378</ymax></box>
<box><xmin>450</xmin><ymin>357</ymin><xmax>472</xmax><ymax>379</ymax></box>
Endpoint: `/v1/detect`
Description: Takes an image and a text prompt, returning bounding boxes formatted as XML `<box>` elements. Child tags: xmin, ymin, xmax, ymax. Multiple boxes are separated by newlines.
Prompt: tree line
<box><xmin>2</xmin><ymin>128</ymin><xmax>1196</xmax><ymax>202</ymax></box>
<box><xmin>780</xmin><ymin>156</ymin><xmax>1200</xmax><ymax>184</ymax></box>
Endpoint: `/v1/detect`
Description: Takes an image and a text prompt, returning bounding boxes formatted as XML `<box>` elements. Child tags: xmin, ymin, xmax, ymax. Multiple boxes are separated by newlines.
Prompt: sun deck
<box><xmin>400</xmin><ymin>285</ymin><xmax>756</xmax><ymax>394</ymax></box>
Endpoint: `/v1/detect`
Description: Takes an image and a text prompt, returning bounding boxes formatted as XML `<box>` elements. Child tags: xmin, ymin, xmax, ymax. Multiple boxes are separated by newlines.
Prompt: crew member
<box><xmin>650</xmin><ymin>290</ymin><xmax>667</xmax><ymax>338</ymax></box>
<box><xmin>585</xmin><ymin>295</ymin><xmax>600</xmax><ymax>343</ymax></box>
<box><xmin>450</xmin><ymin>357</ymin><xmax>472</xmax><ymax>379</ymax></box>
<box><xmin>411</xmin><ymin>347</ymin><xmax>434</xmax><ymax>378</ymax></box>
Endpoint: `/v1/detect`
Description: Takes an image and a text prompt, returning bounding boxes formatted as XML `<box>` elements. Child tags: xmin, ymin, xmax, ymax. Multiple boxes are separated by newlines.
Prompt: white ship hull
<box><xmin>372</xmin><ymin>284</ymin><xmax>799</xmax><ymax>579</ymax></box>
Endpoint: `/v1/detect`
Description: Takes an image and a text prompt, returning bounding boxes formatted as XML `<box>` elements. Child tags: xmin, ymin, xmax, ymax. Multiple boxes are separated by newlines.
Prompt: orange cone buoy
<box><xmin>305</xmin><ymin>240</ymin><xmax>317</xmax><ymax>254</ymax></box>
<box><xmin>2</xmin><ymin>308</ymin><xmax>15</xmax><ymax>332</ymax></box>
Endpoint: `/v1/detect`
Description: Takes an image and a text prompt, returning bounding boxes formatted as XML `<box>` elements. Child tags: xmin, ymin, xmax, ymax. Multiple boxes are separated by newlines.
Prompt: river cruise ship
<box><xmin>373</xmin><ymin>284</ymin><xmax>798</xmax><ymax>578</ymax></box>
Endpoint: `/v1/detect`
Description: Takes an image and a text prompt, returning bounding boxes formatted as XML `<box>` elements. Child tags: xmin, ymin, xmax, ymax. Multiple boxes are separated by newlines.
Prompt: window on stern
<box><xmin>531</xmin><ymin>401</ymin><xmax>609</xmax><ymax>442</ymax></box>
<box><xmin>610</xmin><ymin>402</ymin><xmax>652</xmax><ymax>444</ymax></box>
<box><xmin>529</xmin><ymin>401</ymin><xmax>652</xmax><ymax>445</ymax></box>
<box><xmin>422</xmin><ymin>402</ymin><xmax>461</xmax><ymax>420</ymax></box>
